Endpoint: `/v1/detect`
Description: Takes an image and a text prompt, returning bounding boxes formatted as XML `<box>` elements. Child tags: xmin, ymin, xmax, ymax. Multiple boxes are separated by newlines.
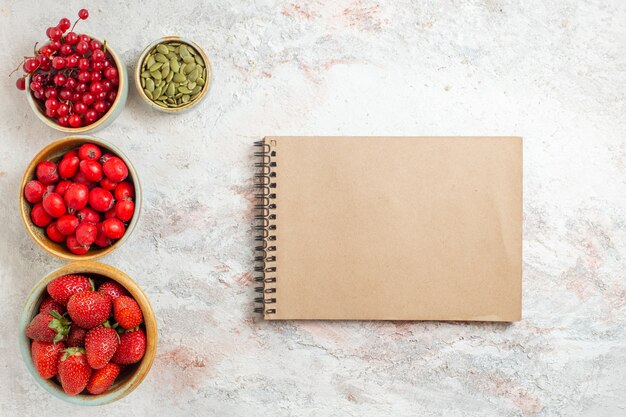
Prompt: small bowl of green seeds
<box><xmin>135</xmin><ymin>37</ymin><xmax>211</xmax><ymax>113</ymax></box>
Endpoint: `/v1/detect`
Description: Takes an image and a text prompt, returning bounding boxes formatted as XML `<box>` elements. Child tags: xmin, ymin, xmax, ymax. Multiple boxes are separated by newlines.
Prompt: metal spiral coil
<box><xmin>253</xmin><ymin>140</ymin><xmax>277</xmax><ymax>315</ymax></box>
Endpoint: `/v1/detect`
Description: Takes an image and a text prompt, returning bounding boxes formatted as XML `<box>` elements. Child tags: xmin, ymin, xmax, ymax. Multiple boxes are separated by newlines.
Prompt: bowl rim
<box><xmin>19</xmin><ymin>135</ymin><xmax>142</xmax><ymax>261</ymax></box>
<box><xmin>18</xmin><ymin>261</ymin><xmax>157</xmax><ymax>405</ymax></box>
<box><xmin>134</xmin><ymin>36</ymin><xmax>212</xmax><ymax>113</ymax></box>
<box><xmin>25</xmin><ymin>33</ymin><xmax>127</xmax><ymax>133</ymax></box>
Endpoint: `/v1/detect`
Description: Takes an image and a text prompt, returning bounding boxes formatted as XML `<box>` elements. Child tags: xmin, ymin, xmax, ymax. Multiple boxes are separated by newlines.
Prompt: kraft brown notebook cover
<box><xmin>254</xmin><ymin>136</ymin><xmax>522</xmax><ymax>321</ymax></box>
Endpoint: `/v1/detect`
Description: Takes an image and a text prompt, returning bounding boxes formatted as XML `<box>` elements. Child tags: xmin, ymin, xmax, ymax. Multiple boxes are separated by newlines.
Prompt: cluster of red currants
<box><xmin>15</xmin><ymin>9</ymin><xmax>120</xmax><ymax>128</ymax></box>
<box><xmin>24</xmin><ymin>143</ymin><xmax>135</xmax><ymax>255</ymax></box>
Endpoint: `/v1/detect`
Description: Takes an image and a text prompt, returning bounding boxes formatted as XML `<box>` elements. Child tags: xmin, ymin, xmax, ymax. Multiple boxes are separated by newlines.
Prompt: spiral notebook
<box><xmin>254</xmin><ymin>136</ymin><xmax>522</xmax><ymax>321</ymax></box>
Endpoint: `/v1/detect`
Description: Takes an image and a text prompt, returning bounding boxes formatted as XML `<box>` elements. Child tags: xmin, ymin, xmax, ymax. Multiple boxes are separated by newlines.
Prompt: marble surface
<box><xmin>1</xmin><ymin>1</ymin><xmax>625</xmax><ymax>416</ymax></box>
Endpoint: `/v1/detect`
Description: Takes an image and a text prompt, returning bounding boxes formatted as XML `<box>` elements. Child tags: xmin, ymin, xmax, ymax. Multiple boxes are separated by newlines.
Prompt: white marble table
<box><xmin>1</xmin><ymin>1</ymin><xmax>625</xmax><ymax>416</ymax></box>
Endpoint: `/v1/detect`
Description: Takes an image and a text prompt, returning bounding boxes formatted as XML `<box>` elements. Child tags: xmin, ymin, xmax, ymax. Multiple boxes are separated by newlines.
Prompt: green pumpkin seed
<box><xmin>194</xmin><ymin>55</ymin><xmax>204</xmax><ymax>65</ymax></box>
<box><xmin>183</xmin><ymin>55</ymin><xmax>195</xmax><ymax>64</ymax></box>
<box><xmin>196</xmin><ymin>77</ymin><xmax>205</xmax><ymax>86</ymax></box>
<box><xmin>149</xmin><ymin>62</ymin><xmax>163</xmax><ymax>72</ymax></box>
<box><xmin>156</xmin><ymin>44</ymin><xmax>169</xmax><ymax>54</ymax></box>
<box><xmin>167</xmin><ymin>44</ymin><xmax>177</xmax><ymax>51</ymax></box>
<box><xmin>145</xmin><ymin>78</ymin><xmax>155</xmax><ymax>92</ymax></box>
<box><xmin>155</xmin><ymin>53</ymin><xmax>168</xmax><ymax>63</ymax></box>
<box><xmin>141</xmin><ymin>70</ymin><xmax>151</xmax><ymax>78</ymax></box>
<box><xmin>166</xmin><ymin>71</ymin><xmax>174</xmax><ymax>82</ymax></box>
<box><xmin>166</xmin><ymin>83</ymin><xmax>176</xmax><ymax>96</ymax></box>
<box><xmin>143</xmin><ymin>89</ymin><xmax>153</xmax><ymax>99</ymax></box>
<box><xmin>187</xmin><ymin>81</ymin><xmax>197</xmax><ymax>90</ymax></box>
<box><xmin>173</xmin><ymin>72</ymin><xmax>186</xmax><ymax>83</ymax></box>
<box><xmin>146</xmin><ymin>55</ymin><xmax>156</xmax><ymax>68</ymax></box>
<box><xmin>178</xmin><ymin>86</ymin><xmax>191</xmax><ymax>94</ymax></box>
<box><xmin>141</xmin><ymin>78</ymin><xmax>145</xmax><ymax>88</ymax></box>
<box><xmin>187</xmin><ymin>68</ymin><xmax>199</xmax><ymax>82</ymax></box>
<box><xmin>184</xmin><ymin>63</ymin><xmax>196</xmax><ymax>74</ymax></box>
<box><xmin>161</xmin><ymin>67</ymin><xmax>170</xmax><ymax>78</ymax></box>
<box><xmin>170</xmin><ymin>58</ymin><xmax>180</xmax><ymax>72</ymax></box>
<box><xmin>152</xmin><ymin>86</ymin><xmax>162</xmax><ymax>98</ymax></box>
<box><xmin>179</xmin><ymin>44</ymin><xmax>190</xmax><ymax>57</ymax></box>
<box><xmin>191</xmin><ymin>85</ymin><xmax>202</xmax><ymax>94</ymax></box>
<box><xmin>150</xmin><ymin>70</ymin><xmax>162</xmax><ymax>80</ymax></box>
<box><xmin>182</xmin><ymin>94</ymin><xmax>190</xmax><ymax>103</ymax></box>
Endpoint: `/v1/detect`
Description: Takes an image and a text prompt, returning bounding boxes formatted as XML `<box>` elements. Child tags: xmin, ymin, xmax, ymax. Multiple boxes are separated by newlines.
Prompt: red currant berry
<box><xmin>89</xmin><ymin>40</ymin><xmax>102</xmax><ymax>51</ymax></box>
<box><xmin>78</xmin><ymin>9</ymin><xmax>89</xmax><ymax>19</ymax></box>
<box><xmin>44</xmin><ymin>87</ymin><xmax>57</xmax><ymax>99</ymax></box>
<box><xmin>103</xmin><ymin>67</ymin><xmax>118</xmax><ymax>80</ymax></box>
<box><xmin>40</xmin><ymin>44</ymin><xmax>54</xmax><ymax>56</ymax></box>
<box><xmin>65</xmin><ymin>32</ymin><xmax>79</xmax><ymax>44</ymax></box>
<box><xmin>45</xmin><ymin>107</ymin><xmax>57</xmax><ymax>118</ymax></box>
<box><xmin>81</xmin><ymin>92</ymin><xmax>95</xmax><ymax>105</ymax></box>
<box><xmin>53</xmin><ymin>74</ymin><xmax>67</xmax><ymax>86</ymax></box>
<box><xmin>49</xmin><ymin>40</ymin><xmax>61</xmax><ymax>51</ymax></box>
<box><xmin>33</xmin><ymin>90</ymin><xmax>44</xmax><ymax>100</ymax></box>
<box><xmin>33</xmin><ymin>73</ymin><xmax>45</xmax><ymax>83</ymax></box>
<box><xmin>56</xmin><ymin>214</ymin><xmax>79</xmax><ymax>235</ymax></box>
<box><xmin>78</xmin><ymin>58</ymin><xmax>90</xmax><ymax>71</ymax></box>
<box><xmin>66</xmin><ymin>55</ymin><xmax>79</xmax><ymax>68</ymax></box>
<box><xmin>101</xmin><ymin>80</ymin><xmax>112</xmax><ymax>92</ymax></box>
<box><xmin>90</xmin><ymin>71</ymin><xmax>102</xmax><ymax>82</ymax></box>
<box><xmin>49</xmin><ymin>27</ymin><xmax>63</xmax><ymax>41</ymax></box>
<box><xmin>66</xmin><ymin>77</ymin><xmax>78</xmax><ymax>89</ymax></box>
<box><xmin>46</xmin><ymin>221</ymin><xmax>66</xmax><ymax>243</ymax></box>
<box><xmin>91</xmin><ymin>49</ymin><xmax>105</xmax><ymax>62</ymax></box>
<box><xmin>102</xmin><ymin>218</ymin><xmax>125</xmax><ymax>239</ymax></box>
<box><xmin>55</xmin><ymin>180</ymin><xmax>73</xmax><ymax>197</ymax></box>
<box><xmin>78</xmin><ymin>144</ymin><xmax>101</xmax><ymax>160</ymax></box>
<box><xmin>84</xmin><ymin>110</ymin><xmax>99</xmax><ymax>124</ymax></box>
<box><xmin>89</xmin><ymin>188</ymin><xmax>114</xmax><ymax>212</ymax></box>
<box><xmin>59</xmin><ymin>89</ymin><xmax>72</xmax><ymax>100</ymax></box>
<box><xmin>57</xmin><ymin>116</ymin><xmax>69</xmax><ymax>127</ymax></box>
<box><xmin>42</xmin><ymin>192</ymin><xmax>66</xmax><ymax>218</ymax></box>
<box><xmin>77</xmin><ymin>207</ymin><xmax>101</xmax><ymax>223</ymax></box>
<box><xmin>57</xmin><ymin>103</ymin><xmax>70</xmax><ymax>117</ymax></box>
<box><xmin>58</xmin><ymin>18</ymin><xmax>71</xmax><ymax>32</ymax></box>
<box><xmin>73</xmin><ymin>92</ymin><xmax>81</xmax><ymax>102</ymax></box>
<box><xmin>75</xmin><ymin>41</ymin><xmax>89</xmax><ymax>54</ymax></box>
<box><xmin>106</xmin><ymin>91</ymin><xmax>117</xmax><ymax>103</ymax></box>
<box><xmin>29</xmin><ymin>81</ymin><xmax>42</xmax><ymax>92</ymax></box>
<box><xmin>68</xmin><ymin>114</ymin><xmax>82</xmax><ymax>128</ymax></box>
<box><xmin>103</xmin><ymin>59</ymin><xmax>112</xmax><ymax>68</ymax></box>
<box><xmin>89</xmin><ymin>81</ymin><xmax>103</xmax><ymax>94</ymax></box>
<box><xmin>79</xmin><ymin>34</ymin><xmax>91</xmax><ymax>44</ymax></box>
<box><xmin>113</xmin><ymin>182</ymin><xmax>134</xmax><ymax>200</ymax></box>
<box><xmin>96</xmin><ymin>91</ymin><xmax>107</xmax><ymax>101</ymax></box>
<box><xmin>91</xmin><ymin>61</ymin><xmax>104</xmax><ymax>71</ymax></box>
<box><xmin>102</xmin><ymin>157</ymin><xmax>128</xmax><ymax>182</ymax></box>
<box><xmin>24</xmin><ymin>180</ymin><xmax>46</xmax><ymax>203</ymax></box>
<box><xmin>51</xmin><ymin>56</ymin><xmax>66</xmax><ymax>70</ymax></box>
<box><xmin>115</xmin><ymin>200</ymin><xmax>134</xmax><ymax>222</ymax></box>
<box><xmin>23</xmin><ymin>58</ymin><xmax>39</xmax><ymax>73</ymax></box>
<box><xmin>31</xmin><ymin>203</ymin><xmax>53</xmax><ymax>227</ymax></box>
<box><xmin>77</xmin><ymin>71</ymin><xmax>90</xmax><ymax>83</ymax></box>
<box><xmin>36</xmin><ymin>161</ymin><xmax>59</xmax><ymax>185</ymax></box>
<box><xmin>75</xmin><ymin>82</ymin><xmax>88</xmax><ymax>93</ymax></box>
<box><xmin>46</xmin><ymin>27</ymin><xmax>53</xmax><ymax>38</ymax></box>
<box><xmin>45</xmin><ymin>98</ymin><xmax>59</xmax><ymax>110</ymax></box>
<box><xmin>74</xmin><ymin>102</ymin><xmax>87</xmax><ymax>115</ymax></box>
<box><xmin>64</xmin><ymin>183</ymin><xmax>89</xmax><ymax>210</ymax></box>
<box><xmin>100</xmin><ymin>177</ymin><xmax>117</xmax><ymax>191</ymax></box>
<box><xmin>93</xmin><ymin>101</ymin><xmax>106</xmax><ymax>113</ymax></box>
<box><xmin>79</xmin><ymin>160</ymin><xmax>103</xmax><ymax>182</ymax></box>
<box><xmin>66</xmin><ymin>234</ymin><xmax>90</xmax><ymax>255</ymax></box>
<box><xmin>60</xmin><ymin>44</ymin><xmax>73</xmax><ymax>56</ymax></box>
<box><xmin>75</xmin><ymin>221</ymin><xmax>98</xmax><ymax>246</ymax></box>
<box><xmin>16</xmin><ymin>77</ymin><xmax>26</xmax><ymax>90</ymax></box>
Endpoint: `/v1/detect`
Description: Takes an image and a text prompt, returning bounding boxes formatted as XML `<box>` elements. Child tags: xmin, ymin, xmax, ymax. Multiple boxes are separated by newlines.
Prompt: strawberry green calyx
<box><xmin>47</xmin><ymin>311</ymin><xmax>72</xmax><ymax>344</ymax></box>
<box><xmin>116</xmin><ymin>325</ymin><xmax>139</xmax><ymax>334</ymax></box>
<box><xmin>89</xmin><ymin>278</ymin><xmax>95</xmax><ymax>291</ymax></box>
<box><xmin>61</xmin><ymin>347</ymin><xmax>86</xmax><ymax>361</ymax></box>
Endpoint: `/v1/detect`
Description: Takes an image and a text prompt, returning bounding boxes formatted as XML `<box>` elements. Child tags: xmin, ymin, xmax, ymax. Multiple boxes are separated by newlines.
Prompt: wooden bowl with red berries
<box><xmin>18</xmin><ymin>261</ymin><xmax>157</xmax><ymax>405</ymax></box>
<box><xmin>19</xmin><ymin>136</ymin><xmax>141</xmax><ymax>261</ymax></box>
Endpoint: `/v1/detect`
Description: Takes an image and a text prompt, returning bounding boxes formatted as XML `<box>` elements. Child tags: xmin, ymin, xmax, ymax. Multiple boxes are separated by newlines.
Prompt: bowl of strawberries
<box><xmin>19</xmin><ymin>135</ymin><xmax>141</xmax><ymax>260</ymax></box>
<box><xmin>15</xmin><ymin>9</ymin><xmax>128</xmax><ymax>133</ymax></box>
<box><xmin>18</xmin><ymin>261</ymin><xmax>157</xmax><ymax>405</ymax></box>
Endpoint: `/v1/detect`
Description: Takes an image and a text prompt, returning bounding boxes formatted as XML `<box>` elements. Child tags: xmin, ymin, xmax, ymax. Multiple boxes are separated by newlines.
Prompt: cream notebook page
<box><xmin>257</xmin><ymin>137</ymin><xmax>522</xmax><ymax>321</ymax></box>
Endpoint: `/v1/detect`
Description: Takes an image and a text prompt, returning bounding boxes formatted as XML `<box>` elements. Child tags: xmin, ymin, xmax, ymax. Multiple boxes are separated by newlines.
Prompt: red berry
<box><xmin>79</xmin><ymin>34</ymin><xmax>91</xmax><ymax>44</ymax></box>
<box><xmin>65</xmin><ymin>31</ymin><xmax>78</xmax><ymax>44</ymax></box>
<box><xmin>84</xmin><ymin>109</ymin><xmax>99</xmax><ymax>124</ymax></box>
<box><xmin>75</xmin><ymin>222</ymin><xmax>97</xmax><ymax>246</ymax></box>
<box><xmin>58</xmin><ymin>17</ymin><xmax>71</xmax><ymax>32</ymax></box>
<box><xmin>23</xmin><ymin>58</ymin><xmax>39</xmax><ymax>73</ymax></box>
<box><xmin>68</xmin><ymin>114</ymin><xmax>82</xmax><ymax>128</ymax></box>
<box><xmin>24</xmin><ymin>180</ymin><xmax>45</xmax><ymax>203</ymax></box>
<box><xmin>77</xmin><ymin>207</ymin><xmax>100</xmax><ymax>223</ymax></box>
<box><xmin>44</xmin><ymin>87</ymin><xmax>58</xmax><ymax>99</ymax></box>
<box><xmin>104</xmin><ymin>208</ymin><xmax>117</xmax><ymax>220</ymax></box>
<box><xmin>107</xmin><ymin>91</ymin><xmax>118</xmax><ymax>103</ymax></box>
<box><xmin>74</xmin><ymin>102</ymin><xmax>87</xmax><ymax>115</ymax></box>
<box><xmin>66</xmin><ymin>55</ymin><xmax>79</xmax><ymax>68</ymax></box>
<box><xmin>55</xmin><ymin>180</ymin><xmax>73</xmax><ymax>197</ymax></box>
<box><xmin>114</xmin><ymin>181</ymin><xmax>134</xmax><ymax>200</ymax></box>
<box><xmin>92</xmin><ymin>49</ymin><xmax>105</xmax><ymax>62</ymax></box>
<box><xmin>75</xmin><ymin>41</ymin><xmax>88</xmax><ymax>54</ymax></box>
<box><xmin>51</xmin><ymin>56</ymin><xmax>66</xmax><ymax>70</ymax></box>
<box><xmin>50</xmin><ymin>40</ymin><xmax>61</xmax><ymax>51</ymax></box>
<box><xmin>81</xmin><ymin>92</ymin><xmax>95</xmax><ymax>105</ymax></box>
<box><xmin>78</xmin><ymin>8</ymin><xmax>89</xmax><ymax>19</ymax></box>
<box><xmin>102</xmin><ymin>157</ymin><xmax>128</xmax><ymax>182</ymax></box>
<box><xmin>42</xmin><ymin>193</ymin><xmax>66</xmax><ymax>218</ymax></box>
<box><xmin>94</xmin><ymin>223</ymin><xmax>112</xmax><ymax>247</ymax></box>
<box><xmin>89</xmin><ymin>39</ymin><xmax>102</xmax><ymax>51</ymax></box>
<box><xmin>113</xmin><ymin>296</ymin><xmax>143</xmax><ymax>329</ymax></box>
<box><xmin>36</xmin><ymin>161</ymin><xmax>59</xmax><ymax>184</ymax></box>
<box><xmin>100</xmin><ymin>177</ymin><xmax>117</xmax><ymax>191</ymax></box>
<box><xmin>49</xmin><ymin>27</ymin><xmax>62</xmax><ymax>41</ymax></box>
<box><xmin>86</xmin><ymin>362</ymin><xmax>120</xmax><ymax>395</ymax></box>
<box><xmin>40</xmin><ymin>44</ymin><xmax>54</xmax><ymax>56</ymax></box>
<box><xmin>47</xmin><ymin>275</ymin><xmax>92</xmax><ymax>305</ymax></box>
<box><xmin>60</xmin><ymin>43</ymin><xmax>73</xmax><ymax>56</ymax></box>
<box><xmin>72</xmin><ymin>171</ymin><xmax>94</xmax><ymax>189</ymax></box>
<box><xmin>75</xmin><ymin>82</ymin><xmax>88</xmax><ymax>93</ymax></box>
<box><xmin>32</xmin><ymin>341</ymin><xmax>66</xmax><ymax>379</ymax></box>
<box><xmin>91</xmin><ymin>71</ymin><xmax>102</xmax><ymax>82</ymax></box>
<box><xmin>57</xmin><ymin>116</ymin><xmax>69</xmax><ymax>127</ymax></box>
<box><xmin>67</xmin><ymin>326</ymin><xmax>87</xmax><ymax>347</ymax></box>
<box><xmin>25</xmin><ymin>311</ymin><xmax>71</xmax><ymax>343</ymax></box>
<box><xmin>59</xmin><ymin>88</ymin><xmax>72</xmax><ymax>100</ymax></box>
<box><xmin>46</xmin><ymin>221</ymin><xmax>66</xmax><ymax>243</ymax></box>
<box><xmin>85</xmin><ymin>325</ymin><xmax>119</xmax><ymax>369</ymax></box>
<box><xmin>64</xmin><ymin>183</ymin><xmax>89</xmax><ymax>211</ymax></box>
<box><xmin>89</xmin><ymin>188</ymin><xmax>114</xmax><ymax>212</ymax></box>
<box><xmin>111</xmin><ymin>328</ymin><xmax>146</xmax><ymax>365</ymax></box>
<box><xmin>16</xmin><ymin>77</ymin><xmax>26</xmax><ymax>90</ymax></box>
<box><xmin>39</xmin><ymin>297</ymin><xmax>66</xmax><ymax>316</ymax></box>
<box><xmin>78</xmin><ymin>57</ymin><xmax>89</xmax><ymax>71</ymax></box>
<box><xmin>67</xmin><ymin>291</ymin><xmax>111</xmax><ymax>329</ymax></box>
<box><xmin>77</xmin><ymin>70</ymin><xmax>90</xmax><ymax>83</ymax></box>
<box><xmin>45</xmin><ymin>98</ymin><xmax>59</xmax><ymax>110</ymax></box>
<box><xmin>89</xmin><ymin>81</ymin><xmax>103</xmax><ymax>94</ymax></box>
<box><xmin>78</xmin><ymin>143</ymin><xmax>101</xmax><ymax>160</ymax></box>
<box><xmin>103</xmin><ymin>66</ymin><xmax>118</xmax><ymax>80</ymax></box>
<box><xmin>93</xmin><ymin>100</ymin><xmax>106</xmax><ymax>113</ymax></box>
<box><xmin>115</xmin><ymin>200</ymin><xmax>134</xmax><ymax>222</ymax></box>
<box><xmin>57</xmin><ymin>348</ymin><xmax>91</xmax><ymax>396</ymax></box>
<box><xmin>98</xmin><ymin>280</ymin><xmax>129</xmax><ymax>301</ymax></box>
<box><xmin>56</xmin><ymin>214</ymin><xmax>79</xmax><ymax>236</ymax></box>
<box><xmin>57</xmin><ymin>103</ymin><xmax>70</xmax><ymax>117</ymax></box>
<box><xmin>53</xmin><ymin>73</ymin><xmax>67</xmax><ymax>86</ymax></box>
<box><xmin>58</xmin><ymin>155</ymin><xmax>79</xmax><ymax>178</ymax></box>
<box><xmin>45</xmin><ymin>107</ymin><xmax>57</xmax><ymax>118</ymax></box>
<box><xmin>102</xmin><ymin>218</ymin><xmax>125</xmax><ymax>239</ymax></box>
<box><xmin>31</xmin><ymin>203</ymin><xmax>52</xmax><ymax>227</ymax></box>
<box><xmin>66</xmin><ymin>234</ymin><xmax>89</xmax><ymax>255</ymax></box>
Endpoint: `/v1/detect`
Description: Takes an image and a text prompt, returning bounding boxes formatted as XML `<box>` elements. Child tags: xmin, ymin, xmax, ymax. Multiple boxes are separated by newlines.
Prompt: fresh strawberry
<box><xmin>25</xmin><ymin>311</ymin><xmax>71</xmax><ymax>343</ymax></box>
<box><xmin>113</xmin><ymin>296</ymin><xmax>143</xmax><ymax>329</ymax></box>
<box><xmin>67</xmin><ymin>291</ymin><xmax>111</xmax><ymax>329</ymax></box>
<box><xmin>85</xmin><ymin>322</ymin><xmax>119</xmax><ymax>369</ymax></box>
<box><xmin>31</xmin><ymin>340</ymin><xmax>66</xmax><ymax>379</ymax></box>
<box><xmin>86</xmin><ymin>362</ymin><xmax>120</xmax><ymax>395</ymax></box>
<box><xmin>111</xmin><ymin>328</ymin><xmax>146</xmax><ymax>364</ymax></box>
<box><xmin>47</xmin><ymin>275</ymin><xmax>92</xmax><ymax>305</ymax></box>
<box><xmin>98</xmin><ymin>280</ymin><xmax>129</xmax><ymax>301</ymax></box>
<box><xmin>39</xmin><ymin>297</ymin><xmax>66</xmax><ymax>316</ymax></box>
<box><xmin>67</xmin><ymin>326</ymin><xmax>87</xmax><ymax>347</ymax></box>
<box><xmin>57</xmin><ymin>347</ymin><xmax>91</xmax><ymax>396</ymax></box>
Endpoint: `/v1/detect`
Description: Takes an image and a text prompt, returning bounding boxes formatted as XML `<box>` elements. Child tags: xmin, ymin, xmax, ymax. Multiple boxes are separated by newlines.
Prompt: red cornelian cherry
<box><xmin>31</xmin><ymin>203</ymin><xmax>53</xmax><ymax>227</ymax></box>
<box><xmin>114</xmin><ymin>182</ymin><xmax>134</xmax><ymax>201</ymax></box>
<box><xmin>24</xmin><ymin>180</ymin><xmax>45</xmax><ymax>203</ymax></box>
<box><xmin>100</xmin><ymin>177</ymin><xmax>117</xmax><ymax>191</ymax></box>
<box><xmin>102</xmin><ymin>218</ymin><xmax>125</xmax><ymax>239</ymax></box>
<box><xmin>46</xmin><ymin>221</ymin><xmax>66</xmax><ymax>243</ymax></box>
<box><xmin>104</xmin><ymin>207</ymin><xmax>117</xmax><ymax>220</ymax></box>
<box><xmin>78</xmin><ymin>143</ymin><xmax>101</xmax><ymax>160</ymax></box>
<box><xmin>58</xmin><ymin>155</ymin><xmax>79</xmax><ymax>178</ymax></box>
<box><xmin>89</xmin><ymin>188</ymin><xmax>114</xmax><ymax>212</ymax></box>
<box><xmin>102</xmin><ymin>157</ymin><xmax>128</xmax><ymax>182</ymax></box>
<box><xmin>77</xmin><ymin>207</ymin><xmax>100</xmax><ymax>223</ymax></box>
<box><xmin>75</xmin><ymin>222</ymin><xmax>98</xmax><ymax>246</ymax></box>
<box><xmin>36</xmin><ymin>161</ymin><xmax>59</xmax><ymax>185</ymax></box>
<box><xmin>66</xmin><ymin>234</ymin><xmax>89</xmax><ymax>255</ymax></box>
<box><xmin>64</xmin><ymin>183</ymin><xmax>90</xmax><ymax>211</ymax></box>
<box><xmin>42</xmin><ymin>193</ymin><xmax>66</xmax><ymax>218</ymax></box>
<box><xmin>115</xmin><ymin>200</ymin><xmax>134</xmax><ymax>222</ymax></box>
<box><xmin>55</xmin><ymin>180</ymin><xmax>73</xmax><ymax>197</ymax></box>
<box><xmin>79</xmin><ymin>160</ymin><xmax>103</xmax><ymax>182</ymax></box>
<box><xmin>56</xmin><ymin>214</ymin><xmax>79</xmax><ymax>236</ymax></box>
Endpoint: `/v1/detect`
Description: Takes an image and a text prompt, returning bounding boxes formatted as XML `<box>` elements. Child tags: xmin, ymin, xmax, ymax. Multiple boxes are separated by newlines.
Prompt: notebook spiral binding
<box><xmin>253</xmin><ymin>140</ymin><xmax>277</xmax><ymax>315</ymax></box>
